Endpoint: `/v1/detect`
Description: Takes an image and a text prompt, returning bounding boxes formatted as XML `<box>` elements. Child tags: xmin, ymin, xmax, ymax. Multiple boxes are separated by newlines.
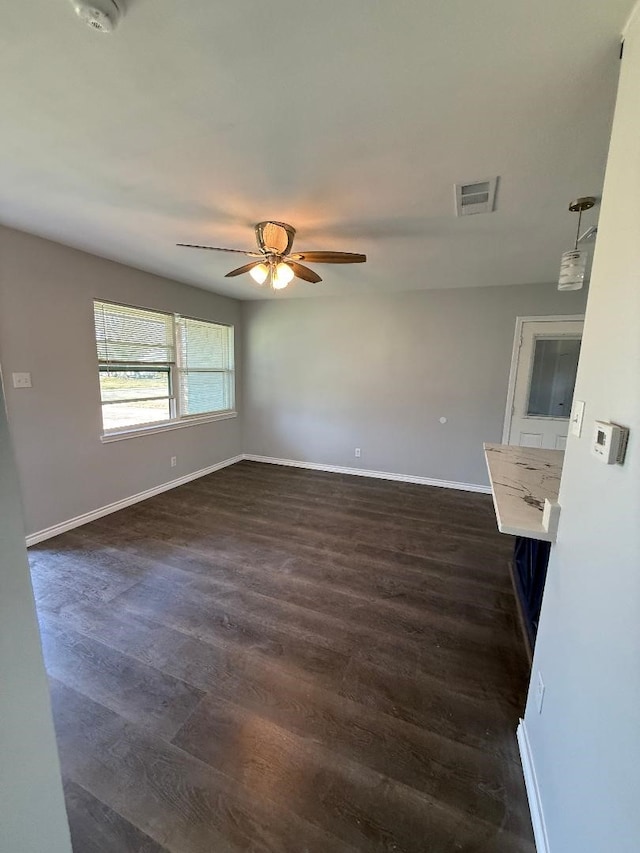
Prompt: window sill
<box><xmin>100</xmin><ymin>411</ymin><xmax>238</xmax><ymax>443</ymax></box>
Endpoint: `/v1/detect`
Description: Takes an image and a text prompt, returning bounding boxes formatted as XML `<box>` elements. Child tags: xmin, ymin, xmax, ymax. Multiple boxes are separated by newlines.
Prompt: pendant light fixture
<box><xmin>558</xmin><ymin>197</ymin><xmax>596</xmax><ymax>291</ymax></box>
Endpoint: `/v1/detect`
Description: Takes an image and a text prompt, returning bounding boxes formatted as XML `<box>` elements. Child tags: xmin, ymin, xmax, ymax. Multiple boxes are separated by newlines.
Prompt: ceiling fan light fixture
<box><xmin>272</xmin><ymin>262</ymin><xmax>294</xmax><ymax>290</ymax></box>
<box><xmin>249</xmin><ymin>263</ymin><xmax>269</xmax><ymax>284</ymax></box>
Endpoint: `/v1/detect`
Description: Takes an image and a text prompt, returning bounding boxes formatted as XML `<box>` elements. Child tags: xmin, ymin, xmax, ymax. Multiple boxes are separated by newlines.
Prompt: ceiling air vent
<box><xmin>454</xmin><ymin>177</ymin><xmax>498</xmax><ymax>216</ymax></box>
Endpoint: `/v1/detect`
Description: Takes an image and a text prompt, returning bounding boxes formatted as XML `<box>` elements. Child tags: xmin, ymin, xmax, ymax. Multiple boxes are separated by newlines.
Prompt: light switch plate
<box><xmin>570</xmin><ymin>400</ymin><xmax>585</xmax><ymax>437</ymax></box>
<box><xmin>12</xmin><ymin>372</ymin><xmax>32</xmax><ymax>389</ymax></box>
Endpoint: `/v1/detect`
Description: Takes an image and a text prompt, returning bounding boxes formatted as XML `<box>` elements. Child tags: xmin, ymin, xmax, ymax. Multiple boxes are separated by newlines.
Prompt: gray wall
<box><xmin>0</xmin><ymin>379</ymin><xmax>72</xmax><ymax>852</ymax></box>
<box><xmin>0</xmin><ymin>226</ymin><xmax>242</xmax><ymax>537</ymax></box>
<box><xmin>523</xmin><ymin>14</ymin><xmax>640</xmax><ymax>853</ymax></box>
<box><xmin>242</xmin><ymin>283</ymin><xmax>587</xmax><ymax>487</ymax></box>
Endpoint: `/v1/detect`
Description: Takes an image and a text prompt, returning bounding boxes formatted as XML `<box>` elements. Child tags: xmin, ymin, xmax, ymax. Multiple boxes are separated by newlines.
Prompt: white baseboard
<box><xmin>25</xmin><ymin>455</ymin><xmax>243</xmax><ymax>547</ymax></box>
<box><xmin>26</xmin><ymin>452</ymin><xmax>490</xmax><ymax>547</ymax></box>
<box><xmin>517</xmin><ymin>720</ymin><xmax>550</xmax><ymax>853</ymax></box>
<box><xmin>242</xmin><ymin>454</ymin><xmax>491</xmax><ymax>494</ymax></box>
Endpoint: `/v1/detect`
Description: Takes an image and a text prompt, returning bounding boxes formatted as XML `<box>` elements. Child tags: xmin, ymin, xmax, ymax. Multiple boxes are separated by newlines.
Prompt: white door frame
<box><xmin>502</xmin><ymin>314</ymin><xmax>585</xmax><ymax>444</ymax></box>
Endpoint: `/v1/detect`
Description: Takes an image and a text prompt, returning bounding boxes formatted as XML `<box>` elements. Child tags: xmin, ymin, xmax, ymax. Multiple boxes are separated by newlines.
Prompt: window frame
<box><xmin>94</xmin><ymin>300</ymin><xmax>236</xmax><ymax>441</ymax></box>
<box><xmin>175</xmin><ymin>315</ymin><xmax>235</xmax><ymax>421</ymax></box>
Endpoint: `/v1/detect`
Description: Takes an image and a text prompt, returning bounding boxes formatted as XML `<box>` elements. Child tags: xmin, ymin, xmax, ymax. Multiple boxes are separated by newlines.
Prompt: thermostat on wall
<box><xmin>591</xmin><ymin>421</ymin><xmax>629</xmax><ymax>464</ymax></box>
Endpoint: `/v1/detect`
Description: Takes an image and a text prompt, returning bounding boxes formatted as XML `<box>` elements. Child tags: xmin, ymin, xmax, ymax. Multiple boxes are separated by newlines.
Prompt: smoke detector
<box><xmin>70</xmin><ymin>0</ymin><xmax>122</xmax><ymax>33</ymax></box>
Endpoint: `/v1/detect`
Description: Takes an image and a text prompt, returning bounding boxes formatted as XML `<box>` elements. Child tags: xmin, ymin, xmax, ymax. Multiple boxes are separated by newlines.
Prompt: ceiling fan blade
<box><xmin>288</xmin><ymin>251</ymin><xmax>366</xmax><ymax>264</ymax></box>
<box><xmin>177</xmin><ymin>243</ymin><xmax>261</xmax><ymax>257</ymax></box>
<box><xmin>225</xmin><ymin>261</ymin><xmax>264</xmax><ymax>278</ymax></box>
<box><xmin>286</xmin><ymin>261</ymin><xmax>322</xmax><ymax>283</ymax></box>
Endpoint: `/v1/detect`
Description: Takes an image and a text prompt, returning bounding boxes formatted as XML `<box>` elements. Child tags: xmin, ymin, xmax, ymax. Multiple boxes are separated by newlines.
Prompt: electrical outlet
<box><xmin>536</xmin><ymin>671</ymin><xmax>545</xmax><ymax>714</ymax></box>
<box><xmin>170</xmin><ymin>456</ymin><xmax>177</xmax><ymax>468</ymax></box>
<box><xmin>355</xmin><ymin>447</ymin><xmax>361</xmax><ymax>458</ymax></box>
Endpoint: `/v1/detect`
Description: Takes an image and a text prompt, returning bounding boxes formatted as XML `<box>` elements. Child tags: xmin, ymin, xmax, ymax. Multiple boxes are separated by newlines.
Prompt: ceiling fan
<box><xmin>177</xmin><ymin>221</ymin><xmax>366</xmax><ymax>290</ymax></box>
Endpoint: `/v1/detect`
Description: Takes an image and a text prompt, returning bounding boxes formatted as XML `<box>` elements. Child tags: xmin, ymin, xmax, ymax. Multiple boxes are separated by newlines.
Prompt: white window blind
<box><xmin>177</xmin><ymin>316</ymin><xmax>234</xmax><ymax>416</ymax></box>
<box><xmin>94</xmin><ymin>301</ymin><xmax>175</xmax><ymax>365</ymax></box>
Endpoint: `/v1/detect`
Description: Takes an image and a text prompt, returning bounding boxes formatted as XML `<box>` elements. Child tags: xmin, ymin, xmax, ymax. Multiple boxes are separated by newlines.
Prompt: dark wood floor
<box><xmin>30</xmin><ymin>461</ymin><xmax>535</xmax><ymax>852</ymax></box>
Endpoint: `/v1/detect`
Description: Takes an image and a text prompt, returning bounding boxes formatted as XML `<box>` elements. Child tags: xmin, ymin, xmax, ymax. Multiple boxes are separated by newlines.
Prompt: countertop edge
<box><xmin>483</xmin><ymin>442</ymin><xmax>562</xmax><ymax>542</ymax></box>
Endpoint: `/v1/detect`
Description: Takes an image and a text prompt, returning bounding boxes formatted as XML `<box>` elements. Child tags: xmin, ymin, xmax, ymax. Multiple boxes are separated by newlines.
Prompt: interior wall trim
<box><xmin>25</xmin><ymin>455</ymin><xmax>243</xmax><ymax>547</ymax></box>
<box><xmin>26</xmin><ymin>452</ymin><xmax>491</xmax><ymax>547</ymax></box>
<box><xmin>242</xmin><ymin>454</ymin><xmax>491</xmax><ymax>494</ymax></box>
<box><xmin>517</xmin><ymin>719</ymin><xmax>551</xmax><ymax>853</ymax></box>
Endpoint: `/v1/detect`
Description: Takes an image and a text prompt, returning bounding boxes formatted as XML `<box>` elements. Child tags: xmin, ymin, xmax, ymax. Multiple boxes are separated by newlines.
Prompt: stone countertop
<box><xmin>483</xmin><ymin>443</ymin><xmax>563</xmax><ymax>542</ymax></box>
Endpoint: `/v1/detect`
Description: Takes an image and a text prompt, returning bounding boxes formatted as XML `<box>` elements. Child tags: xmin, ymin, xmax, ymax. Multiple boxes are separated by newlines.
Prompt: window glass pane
<box><xmin>99</xmin><ymin>369</ymin><xmax>170</xmax><ymax>402</ymax></box>
<box><xmin>527</xmin><ymin>337</ymin><xmax>581</xmax><ymax>418</ymax></box>
<box><xmin>179</xmin><ymin>371</ymin><xmax>232</xmax><ymax>416</ymax></box>
<box><xmin>102</xmin><ymin>399</ymin><xmax>172</xmax><ymax>431</ymax></box>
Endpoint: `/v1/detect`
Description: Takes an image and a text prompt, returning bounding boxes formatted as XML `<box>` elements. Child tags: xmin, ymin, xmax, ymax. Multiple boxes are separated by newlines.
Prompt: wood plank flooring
<box><xmin>30</xmin><ymin>461</ymin><xmax>535</xmax><ymax>852</ymax></box>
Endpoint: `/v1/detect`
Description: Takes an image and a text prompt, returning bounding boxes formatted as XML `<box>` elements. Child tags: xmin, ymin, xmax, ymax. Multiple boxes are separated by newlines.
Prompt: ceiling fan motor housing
<box><xmin>70</xmin><ymin>0</ymin><xmax>122</xmax><ymax>32</ymax></box>
<box><xmin>255</xmin><ymin>221</ymin><xmax>296</xmax><ymax>256</ymax></box>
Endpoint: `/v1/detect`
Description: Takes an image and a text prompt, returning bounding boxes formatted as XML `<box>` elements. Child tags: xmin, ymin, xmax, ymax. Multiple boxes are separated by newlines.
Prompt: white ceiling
<box><xmin>0</xmin><ymin>0</ymin><xmax>634</xmax><ymax>299</ymax></box>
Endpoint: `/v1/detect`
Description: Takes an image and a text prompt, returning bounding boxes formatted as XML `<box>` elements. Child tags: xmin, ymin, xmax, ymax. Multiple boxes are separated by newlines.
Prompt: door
<box><xmin>505</xmin><ymin>318</ymin><xmax>583</xmax><ymax>449</ymax></box>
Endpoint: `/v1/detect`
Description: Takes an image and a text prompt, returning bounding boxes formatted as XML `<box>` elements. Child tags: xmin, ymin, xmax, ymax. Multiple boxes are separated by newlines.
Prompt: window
<box><xmin>94</xmin><ymin>300</ymin><xmax>234</xmax><ymax>435</ymax></box>
<box><xmin>177</xmin><ymin>316</ymin><xmax>234</xmax><ymax>416</ymax></box>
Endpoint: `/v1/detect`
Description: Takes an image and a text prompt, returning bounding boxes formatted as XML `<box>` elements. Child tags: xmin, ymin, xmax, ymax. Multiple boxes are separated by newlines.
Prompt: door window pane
<box><xmin>527</xmin><ymin>337</ymin><xmax>581</xmax><ymax>418</ymax></box>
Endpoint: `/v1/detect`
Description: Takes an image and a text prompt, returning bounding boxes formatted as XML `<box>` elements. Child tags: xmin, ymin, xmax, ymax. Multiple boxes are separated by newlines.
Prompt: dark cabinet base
<box><xmin>511</xmin><ymin>536</ymin><xmax>551</xmax><ymax>654</ymax></box>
